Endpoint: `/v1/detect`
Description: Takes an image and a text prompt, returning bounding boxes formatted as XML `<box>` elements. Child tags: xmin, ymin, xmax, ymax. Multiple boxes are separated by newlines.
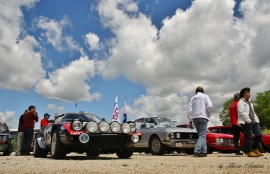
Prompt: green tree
<box><xmin>219</xmin><ymin>98</ymin><xmax>234</xmax><ymax>126</ymax></box>
<box><xmin>253</xmin><ymin>90</ymin><xmax>270</xmax><ymax>129</ymax></box>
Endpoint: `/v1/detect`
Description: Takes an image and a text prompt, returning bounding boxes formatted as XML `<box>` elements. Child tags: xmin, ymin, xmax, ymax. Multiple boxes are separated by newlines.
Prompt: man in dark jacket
<box><xmin>21</xmin><ymin>105</ymin><xmax>38</xmax><ymax>156</ymax></box>
<box><xmin>15</xmin><ymin>109</ymin><xmax>28</xmax><ymax>156</ymax></box>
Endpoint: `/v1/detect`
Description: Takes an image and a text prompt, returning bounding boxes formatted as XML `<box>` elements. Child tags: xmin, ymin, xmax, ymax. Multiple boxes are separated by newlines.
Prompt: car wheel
<box><xmin>86</xmin><ymin>151</ymin><xmax>100</xmax><ymax>157</ymax></box>
<box><xmin>258</xmin><ymin>141</ymin><xmax>265</xmax><ymax>153</ymax></box>
<box><xmin>207</xmin><ymin>145</ymin><xmax>213</xmax><ymax>154</ymax></box>
<box><xmin>149</xmin><ymin>136</ymin><xmax>166</xmax><ymax>155</ymax></box>
<box><xmin>3</xmin><ymin>145</ymin><xmax>12</xmax><ymax>156</ymax></box>
<box><xmin>116</xmin><ymin>146</ymin><xmax>134</xmax><ymax>159</ymax></box>
<box><xmin>51</xmin><ymin>130</ymin><xmax>67</xmax><ymax>159</ymax></box>
<box><xmin>33</xmin><ymin>138</ymin><xmax>48</xmax><ymax>158</ymax></box>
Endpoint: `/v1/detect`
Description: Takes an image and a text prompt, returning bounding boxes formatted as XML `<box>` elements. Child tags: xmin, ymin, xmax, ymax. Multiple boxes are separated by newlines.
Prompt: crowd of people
<box><xmin>15</xmin><ymin>105</ymin><xmax>51</xmax><ymax>156</ymax></box>
<box><xmin>187</xmin><ymin>86</ymin><xmax>263</xmax><ymax>158</ymax></box>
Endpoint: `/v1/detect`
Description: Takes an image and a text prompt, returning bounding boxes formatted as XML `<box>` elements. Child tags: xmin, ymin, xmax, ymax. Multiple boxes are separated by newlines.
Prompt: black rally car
<box><xmin>33</xmin><ymin>111</ymin><xmax>141</xmax><ymax>159</ymax></box>
<box><xmin>0</xmin><ymin>122</ymin><xmax>13</xmax><ymax>156</ymax></box>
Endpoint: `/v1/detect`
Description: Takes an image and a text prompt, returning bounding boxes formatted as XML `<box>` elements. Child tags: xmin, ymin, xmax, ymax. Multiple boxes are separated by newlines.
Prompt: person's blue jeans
<box><xmin>242</xmin><ymin>122</ymin><xmax>262</xmax><ymax>153</ymax></box>
<box><xmin>193</xmin><ymin>118</ymin><xmax>208</xmax><ymax>153</ymax></box>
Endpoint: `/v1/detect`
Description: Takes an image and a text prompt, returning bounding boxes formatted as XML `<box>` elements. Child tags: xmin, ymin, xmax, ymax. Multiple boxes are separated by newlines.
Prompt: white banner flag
<box><xmin>112</xmin><ymin>96</ymin><xmax>120</xmax><ymax>122</ymax></box>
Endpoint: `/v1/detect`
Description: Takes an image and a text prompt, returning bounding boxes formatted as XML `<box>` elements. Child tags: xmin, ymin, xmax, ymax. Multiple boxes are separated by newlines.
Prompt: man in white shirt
<box><xmin>187</xmin><ymin>86</ymin><xmax>213</xmax><ymax>157</ymax></box>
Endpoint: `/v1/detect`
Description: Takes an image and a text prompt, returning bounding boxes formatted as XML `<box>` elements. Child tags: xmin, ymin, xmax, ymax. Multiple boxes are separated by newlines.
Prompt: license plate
<box><xmin>176</xmin><ymin>143</ymin><xmax>182</xmax><ymax>147</ymax></box>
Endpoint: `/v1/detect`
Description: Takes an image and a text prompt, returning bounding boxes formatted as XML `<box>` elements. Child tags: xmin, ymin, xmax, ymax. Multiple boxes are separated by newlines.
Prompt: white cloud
<box><xmin>96</xmin><ymin>0</ymin><xmax>270</xmax><ymax>125</ymax></box>
<box><xmin>0</xmin><ymin>0</ymin><xmax>45</xmax><ymax>91</ymax></box>
<box><xmin>46</xmin><ymin>103</ymin><xmax>65</xmax><ymax>112</ymax></box>
<box><xmin>85</xmin><ymin>32</ymin><xmax>102</xmax><ymax>51</ymax></box>
<box><xmin>37</xmin><ymin>16</ymin><xmax>80</xmax><ymax>51</ymax></box>
<box><xmin>35</xmin><ymin>53</ymin><xmax>101</xmax><ymax>102</ymax></box>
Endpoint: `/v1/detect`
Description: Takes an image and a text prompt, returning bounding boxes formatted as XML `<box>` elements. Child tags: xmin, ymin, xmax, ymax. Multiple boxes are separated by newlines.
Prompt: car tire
<box><xmin>149</xmin><ymin>136</ymin><xmax>166</xmax><ymax>155</ymax></box>
<box><xmin>116</xmin><ymin>146</ymin><xmax>134</xmax><ymax>159</ymax></box>
<box><xmin>86</xmin><ymin>151</ymin><xmax>100</xmax><ymax>157</ymax></box>
<box><xmin>3</xmin><ymin>145</ymin><xmax>12</xmax><ymax>156</ymax></box>
<box><xmin>33</xmin><ymin>138</ymin><xmax>48</xmax><ymax>158</ymax></box>
<box><xmin>51</xmin><ymin>130</ymin><xmax>67</xmax><ymax>159</ymax></box>
<box><xmin>207</xmin><ymin>145</ymin><xmax>213</xmax><ymax>154</ymax></box>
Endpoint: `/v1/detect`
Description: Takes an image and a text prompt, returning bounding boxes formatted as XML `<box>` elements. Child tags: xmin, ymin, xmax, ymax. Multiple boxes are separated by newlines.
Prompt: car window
<box><xmin>62</xmin><ymin>113</ymin><xmax>101</xmax><ymax>122</ymax></box>
<box><xmin>220</xmin><ymin>128</ymin><xmax>233</xmax><ymax>134</ymax></box>
<box><xmin>0</xmin><ymin>123</ymin><xmax>8</xmax><ymax>132</ymax></box>
<box><xmin>210</xmin><ymin>129</ymin><xmax>218</xmax><ymax>133</ymax></box>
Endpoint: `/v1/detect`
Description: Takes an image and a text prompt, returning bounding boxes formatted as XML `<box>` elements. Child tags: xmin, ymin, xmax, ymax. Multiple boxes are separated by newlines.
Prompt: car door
<box><xmin>134</xmin><ymin>118</ymin><xmax>155</xmax><ymax>148</ymax></box>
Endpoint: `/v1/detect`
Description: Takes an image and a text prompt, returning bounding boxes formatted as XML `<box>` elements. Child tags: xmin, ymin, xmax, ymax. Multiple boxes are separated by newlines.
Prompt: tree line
<box><xmin>219</xmin><ymin>90</ymin><xmax>270</xmax><ymax>129</ymax></box>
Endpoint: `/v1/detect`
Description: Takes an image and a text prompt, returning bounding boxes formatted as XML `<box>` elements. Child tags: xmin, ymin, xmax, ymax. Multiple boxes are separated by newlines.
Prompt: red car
<box><xmin>208</xmin><ymin>126</ymin><xmax>270</xmax><ymax>153</ymax></box>
<box><xmin>176</xmin><ymin>124</ymin><xmax>235</xmax><ymax>154</ymax></box>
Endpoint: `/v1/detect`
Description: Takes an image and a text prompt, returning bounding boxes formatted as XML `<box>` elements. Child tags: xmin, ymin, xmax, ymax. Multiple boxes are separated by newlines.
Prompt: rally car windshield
<box><xmin>62</xmin><ymin>113</ymin><xmax>101</xmax><ymax>123</ymax></box>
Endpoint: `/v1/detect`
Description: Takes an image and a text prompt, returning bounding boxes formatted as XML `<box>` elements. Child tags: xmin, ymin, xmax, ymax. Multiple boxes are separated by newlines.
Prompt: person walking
<box><xmin>187</xmin><ymin>86</ymin><xmax>213</xmax><ymax>157</ymax></box>
<box><xmin>40</xmin><ymin>113</ymin><xmax>51</xmax><ymax>129</ymax></box>
<box><xmin>21</xmin><ymin>105</ymin><xmax>38</xmax><ymax>156</ymax></box>
<box><xmin>14</xmin><ymin>109</ymin><xmax>28</xmax><ymax>156</ymax></box>
<box><xmin>229</xmin><ymin>93</ymin><xmax>244</xmax><ymax>155</ymax></box>
<box><xmin>238</xmin><ymin>87</ymin><xmax>263</xmax><ymax>157</ymax></box>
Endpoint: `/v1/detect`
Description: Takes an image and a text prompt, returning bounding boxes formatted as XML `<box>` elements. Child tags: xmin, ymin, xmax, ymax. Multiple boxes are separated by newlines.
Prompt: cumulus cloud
<box><xmin>37</xmin><ymin>16</ymin><xmax>80</xmax><ymax>51</ymax></box>
<box><xmin>0</xmin><ymin>0</ymin><xmax>45</xmax><ymax>91</ymax></box>
<box><xmin>35</xmin><ymin>53</ymin><xmax>101</xmax><ymax>102</ymax></box>
<box><xmin>85</xmin><ymin>32</ymin><xmax>103</xmax><ymax>51</ymax></box>
<box><xmin>95</xmin><ymin>0</ymin><xmax>270</xmax><ymax>125</ymax></box>
<box><xmin>46</xmin><ymin>103</ymin><xmax>65</xmax><ymax>112</ymax></box>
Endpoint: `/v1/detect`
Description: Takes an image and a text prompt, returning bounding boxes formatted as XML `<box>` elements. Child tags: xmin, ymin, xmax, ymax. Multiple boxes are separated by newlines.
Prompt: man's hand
<box><xmin>189</xmin><ymin>121</ymin><xmax>193</xmax><ymax>128</ymax></box>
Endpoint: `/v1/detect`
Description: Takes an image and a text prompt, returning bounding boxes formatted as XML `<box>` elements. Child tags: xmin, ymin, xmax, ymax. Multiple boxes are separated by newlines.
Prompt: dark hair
<box><xmin>240</xmin><ymin>87</ymin><xmax>250</xmax><ymax>98</ymax></box>
<box><xmin>234</xmin><ymin>93</ymin><xmax>240</xmax><ymax>101</ymax></box>
<box><xmin>196</xmin><ymin>86</ymin><xmax>204</xmax><ymax>93</ymax></box>
<box><xmin>28</xmin><ymin>105</ymin><xmax>36</xmax><ymax>110</ymax></box>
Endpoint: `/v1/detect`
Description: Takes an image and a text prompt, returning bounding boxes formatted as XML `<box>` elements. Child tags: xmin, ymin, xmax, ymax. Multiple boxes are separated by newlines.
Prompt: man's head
<box><xmin>24</xmin><ymin>109</ymin><xmax>28</xmax><ymax>113</ymax></box>
<box><xmin>234</xmin><ymin>93</ymin><xmax>240</xmax><ymax>101</ymax></box>
<box><xmin>28</xmin><ymin>105</ymin><xmax>36</xmax><ymax>112</ymax></box>
<box><xmin>240</xmin><ymin>87</ymin><xmax>251</xmax><ymax>100</ymax></box>
<box><xmin>44</xmin><ymin>113</ymin><xmax>51</xmax><ymax>119</ymax></box>
<box><xmin>195</xmin><ymin>86</ymin><xmax>204</xmax><ymax>94</ymax></box>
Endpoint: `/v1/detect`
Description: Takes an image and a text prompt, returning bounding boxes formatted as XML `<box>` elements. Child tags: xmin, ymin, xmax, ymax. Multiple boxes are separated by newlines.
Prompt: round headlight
<box><xmin>169</xmin><ymin>133</ymin><xmax>174</xmax><ymax>139</ymax></box>
<box><xmin>122</xmin><ymin>123</ymin><xmax>131</xmax><ymax>133</ymax></box>
<box><xmin>176</xmin><ymin>133</ymin><xmax>181</xmax><ymax>139</ymax></box>
<box><xmin>216</xmin><ymin>138</ymin><xmax>224</xmax><ymax>144</ymax></box>
<box><xmin>99</xmin><ymin>121</ymin><xmax>109</xmax><ymax>132</ymax></box>
<box><xmin>111</xmin><ymin>122</ymin><xmax>121</xmax><ymax>132</ymax></box>
<box><xmin>71</xmin><ymin>120</ymin><xmax>83</xmax><ymax>131</ymax></box>
<box><xmin>87</xmin><ymin>122</ymin><xmax>98</xmax><ymax>132</ymax></box>
<box><xmin>131</xmin><ymin>134</ymin><xmax>139</xmax><ymax>143</ymax></box>
<box><xmin>79</xmin><ymin>133</ymin><xmax>89</xmax><ymax>143</ymax></box>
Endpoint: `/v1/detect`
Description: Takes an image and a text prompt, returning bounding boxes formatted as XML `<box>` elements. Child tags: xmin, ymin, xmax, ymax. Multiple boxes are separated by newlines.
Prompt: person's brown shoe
<box><xmin>247</xmin><ymin>151</ymin><xmax>260</xmax><ymax>157</ymax></box>
<box><xmin>199</xmin><ymin>153</ymin><xmax>207</xmax><ymax>157</ymax></box>
<box><xmin>253</xmin><ymin>149</ymin><xmax>263</xmax><ymax>156</ymax></box>
<box><xmin>193</xmin><ymin>152</ymin><xmax>201</xmax><ymax>157</ymax></box>
<box><xmin>15</xmin><ymin>153</ymin><xmax>21</xmax><ymax>156</ymax></box>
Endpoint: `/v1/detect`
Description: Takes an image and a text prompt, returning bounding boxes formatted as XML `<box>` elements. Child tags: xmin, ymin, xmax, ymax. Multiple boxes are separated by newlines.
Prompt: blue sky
<box><xmin>1</xmin><ymin>0</ymin><xmax>270</xmax><ymax>129</ymax></box>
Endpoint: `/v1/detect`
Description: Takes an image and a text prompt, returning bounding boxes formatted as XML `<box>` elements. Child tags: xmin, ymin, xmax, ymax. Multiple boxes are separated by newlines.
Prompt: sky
<box><xmin>0</xmin><ymin>0</ymin><xmax>270</xmax><ymax>129</ymax></box>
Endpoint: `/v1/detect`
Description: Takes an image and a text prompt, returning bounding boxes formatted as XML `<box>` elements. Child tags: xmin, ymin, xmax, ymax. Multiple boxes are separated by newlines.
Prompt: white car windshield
<box><xmin>146</xmin><ymin>118</ymin><xmax>174</xmax><ymax>128</ymax></box>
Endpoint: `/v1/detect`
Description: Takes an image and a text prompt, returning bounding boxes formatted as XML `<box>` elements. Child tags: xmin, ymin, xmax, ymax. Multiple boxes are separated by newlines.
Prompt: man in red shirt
<box><xmin>41</xmin><ymin>113</ymin><xmax>51</xmax><ymax>129</ymax></box>
<box><xmin>21</xmin><ymin>105</ymin><xmax>38</xmax><ymax>156</ymax></box>
<box><xmin>229</xmin><ymin>93</ymin><xmax>244</xmax><ymax>155</ymax></box>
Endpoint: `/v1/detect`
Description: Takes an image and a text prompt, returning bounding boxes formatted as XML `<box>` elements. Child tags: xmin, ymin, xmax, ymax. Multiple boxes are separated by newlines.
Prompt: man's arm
<box><xmin>187</xmin><ymin>98</ymin><xmax>193</xmax><ymax>122</ymax></box>
<box><xmin>205</xmin><ymin>95</ymin><xmax>213</xmax><ymax>116</ymax></box>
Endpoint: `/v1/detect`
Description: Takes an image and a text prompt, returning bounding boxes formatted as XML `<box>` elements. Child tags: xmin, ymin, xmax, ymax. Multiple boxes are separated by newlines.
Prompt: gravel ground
<box><xmin>0</xmin><ymin>152</ymin><xmax>269</xmax><ymax>174</ymax></box>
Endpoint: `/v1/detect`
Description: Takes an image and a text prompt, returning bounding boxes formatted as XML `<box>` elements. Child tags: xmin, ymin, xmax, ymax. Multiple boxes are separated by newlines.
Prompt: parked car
<box><xmin>33</xmin><ymin>111</ymin><xmax>141</xmax><ymax>159</ymax></box>
<box><xmin>177</xmin><ymin>124</ymin><xmax>235</xmax><ymax>154</ymax></box>
<box><xmin>134</xmin><ymin>117</ymin><xmax>198</xmax><ymax>155</ymax></box>
<box><xmin>208</xmin><ymin>126</ymin><xmax>270</xmax><ymax>153</ymax></box>
<box><xmin>0</xmin><ymin>122</ymin><xmax>13</xmax><ymax>156</ymax></box>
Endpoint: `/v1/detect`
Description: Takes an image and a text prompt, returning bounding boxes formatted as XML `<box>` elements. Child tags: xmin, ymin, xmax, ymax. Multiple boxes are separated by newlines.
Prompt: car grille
<box><xmin>87</xmin><ymin>134</ymin><xmax>128</xmax><ymax>150</ymax></box>
<box><xmin>223</xmin><ymin>139</ymin><xmax>234</xmax><ymax>143</ymax></box>
<box><xmin>180</xmin><ymin>133</ymin><xmax>198</xmax><ymax>139</ymax></box>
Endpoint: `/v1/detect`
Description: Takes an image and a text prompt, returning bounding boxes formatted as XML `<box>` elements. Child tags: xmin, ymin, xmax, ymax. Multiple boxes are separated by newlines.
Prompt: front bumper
<box><xmin>0</xmin><ymin>143</ymin><xmax>8</xmax><ymax>152</ymax></box>
<box><xmin>59</xmin><ymin>133</ymin><xmax>135</xmax><ymax>151</ymax></box>
<box><xmin>162</xmin><ymin>139</ymin><xmax>197</xmax><ymax>148</ymax></box>
<box><xmin>208</xmin><ymin>143</ymin><xmax>235</xmax><ymax>151</ymax></box>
